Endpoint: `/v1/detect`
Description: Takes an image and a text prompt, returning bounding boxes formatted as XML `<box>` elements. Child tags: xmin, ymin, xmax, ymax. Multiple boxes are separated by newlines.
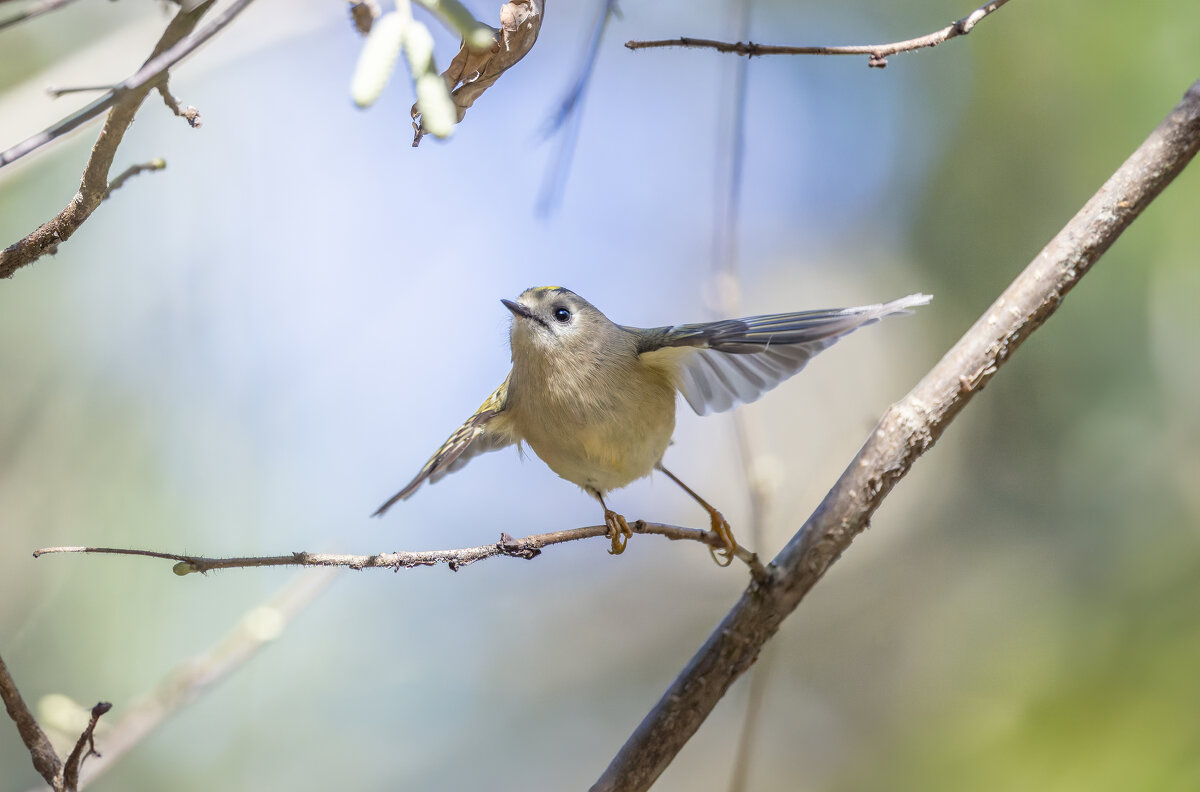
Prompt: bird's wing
<box><xmin>373</xmin><ymin>375</ymin><xmax>516</xmax><ymax>516</ymax></box>
<box><xmin>635</xmin><ymin>294</ymin><xmax>931</xmax><ymax>416</ymax></box>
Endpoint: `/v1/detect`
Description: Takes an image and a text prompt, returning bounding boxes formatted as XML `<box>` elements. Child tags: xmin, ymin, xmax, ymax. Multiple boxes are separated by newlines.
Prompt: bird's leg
<box><xmin>593</xmin><ymin>490</ymin><xmax>632</xmax><ymax>555</ymax></box>
<box><xmin>656</xmin><ymin>463</ymin><xmax>737</xmax><ymax>567</ymax></box>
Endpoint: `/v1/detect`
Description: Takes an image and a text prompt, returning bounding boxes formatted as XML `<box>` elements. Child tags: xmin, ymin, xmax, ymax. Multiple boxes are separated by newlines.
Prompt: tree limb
<box><xmin>1</xmin><ymin>652</ymin><xmax>113</xmax><ymax>792</ymax></box>
<box><xmin>0</xmin><ymin>653</ymin><xmax>60</xmax><ymax>787</ymax></box>
<box><xmin>591</xmin><ymin>75</ymin><xmax>1200</xmax><ymax>792</ymax></box>
<box><xmin>0</xmin><ymin>0</ymin><xmax>236</xmax><ymax>278</ymax></box>
<box><xmin>0</xmin><ymin>0</ymin><xmax>255</xmax><ymax>170</ymax></box>
<box><xmin>0</xmin><ymin>0</ymin><xmax>79</xmax><ymax>32</ymax></box>
<box><xmin>32</xmin><ymin>521</ymin><xmax>764</xmax><ymax>576</ymax></box>
<box><xmin>626</xmin><ymin>0</ymin><xmax>1011</xmax><ymax>68</ymax></box>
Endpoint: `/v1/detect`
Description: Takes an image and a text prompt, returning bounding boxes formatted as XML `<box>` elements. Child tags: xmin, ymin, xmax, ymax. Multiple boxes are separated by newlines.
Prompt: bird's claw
<box><xmin>604</xmin><ymin>509</ymin><xmax>633</xmax><ymax>555</ymax></box>
<box><xmin>707</xmin><ymin>510</ymin><xmax>737</xmax><ymax>568</ymax></box>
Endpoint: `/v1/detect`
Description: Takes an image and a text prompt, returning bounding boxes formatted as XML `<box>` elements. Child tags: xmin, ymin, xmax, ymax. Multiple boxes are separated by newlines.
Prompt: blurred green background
<box><xmin>2</xmin><ymin>0</ymin><xmax>1199</xmax><ymax>789</ymax></box>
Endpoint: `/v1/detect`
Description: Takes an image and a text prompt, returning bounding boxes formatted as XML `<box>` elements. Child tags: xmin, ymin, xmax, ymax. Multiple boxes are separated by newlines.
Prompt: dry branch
<box><xmin>0</xmin><ymin>654</ymin><xmax>60</xmax><ymax>786</ymax></box>
<box><xmin>0</xmin><ymin>1</ymin><xmax>218</xmax><ymax>277</ymax></box>
<box><xmin>1</xmin><ymin>653</ymin><xmax>112</xmax><ymax>792</ymax></box>
<box><xmin>591</xmin><ymin>76</ymin><xmax>1200</xmax><ymax>792</ymax></box>
<box><xmin>0</xmin><ymin>0</ymin><xmax>258</xmax><ymax>278</ymax></box>
<box><xmin>0</xmin><ymin>0</ymin><xmax>79</xmax><ymax>32</ymax></box>
<box><xmin>626</xmin><ymin>0</ymin><xmax>1011</xmax><ymax>68</ymax></box>
<box><xmin>33</xmin><ymin>521</ymin><xmax>763</xmax><ymax>575</ymax></box>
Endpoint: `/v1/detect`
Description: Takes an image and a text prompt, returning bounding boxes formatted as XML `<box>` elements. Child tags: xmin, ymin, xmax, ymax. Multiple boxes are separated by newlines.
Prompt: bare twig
<box><xmin>626</xmin><ymin>0</ymin><xmax>1011</xmax><ymax>68</ymax></box>
<box><xmin>0</xmin><ymin>0</ymin><xmax>252</xmax><ymax>170</ymax></box>
<box><xmin>0</xmin><ymin>0</ymin><xmax>79</xmax><ymax>32</ymax></box>
<box><xmin>156</xmin><ymin>83</ymin><xmax>202</xmax><ymax>127</ymax></box>
<box><xmin>0</xmin><ymin>653</ymin><xmax>60</xmax><ymax>786</ymax></box>
<box><xmin>45</xmin><ymin>85</ymin><xmax>115</xmax><ymax>97</ymax></box>
<box><xmin>61</xmin><ymin>702</ymin><xmax>110</xmax><ymax>791</ymax></box>
<box><xmin>2</xmin><ymin>653</ymin><xmax>114</xmax><ymax>792</ymax></box>
<box><xmin>102</xmin><ymin>159</ymin><xmax>166</xmax><ymax>199</ymax></box>
<box><xmin>33</xmin><ymin>521</ymin><xmax>764</xmax><ymax>575</ymax></box>
<box><xmin>0</xmin><ymin>0</ymin><xmax>255</xmax><ymax>277</ymax></box>
<box><xmin>591</xmin><ymin>76</ymin><xmax>1200</xmax><ymax>792</ymax></box>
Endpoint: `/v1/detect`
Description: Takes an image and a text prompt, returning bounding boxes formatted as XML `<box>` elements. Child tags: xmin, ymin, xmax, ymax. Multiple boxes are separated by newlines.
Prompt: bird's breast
<box><xmin>508</xmin><ymin>356</ymin><xmax>677</xmax><ymax>494</ymax></box>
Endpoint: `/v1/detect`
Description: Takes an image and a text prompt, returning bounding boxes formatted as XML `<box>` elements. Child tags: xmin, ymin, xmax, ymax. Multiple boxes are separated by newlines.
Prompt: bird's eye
<box><xmin>553</xmin><ymin>307</ymin><xmax>571</xmax><ymax>323</ymax></box>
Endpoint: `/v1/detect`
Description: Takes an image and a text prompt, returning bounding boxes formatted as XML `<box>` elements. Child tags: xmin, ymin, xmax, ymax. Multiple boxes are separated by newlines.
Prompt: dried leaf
<box><xmin>348</xmin><ymin>0</ymin><xmax>380</xmax><ymax>35</ymax></box>
<box><xmin>411</xmin><ymin>0</ymin><xmax>543</xmax><ymax>146</ymax></box>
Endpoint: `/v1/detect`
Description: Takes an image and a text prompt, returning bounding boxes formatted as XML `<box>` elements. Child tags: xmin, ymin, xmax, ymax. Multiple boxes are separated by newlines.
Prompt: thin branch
<box><xmin>45</xmin><ymin>85</ymin><xmax>115</xmax><ymax>97</ymax></box>
<box><xmin>0</xmin><ymin>653</ymin><xmax>61</xmax><ymax>786</ymax></box>
<box><xmin>591</xmin><ymin>76</ymin><xmax>1200</xmax><ymax>792</ymax></box>
<box><xmin>61</xmin><ymin>702</ymin><xmax>110</xmax><ymax>791</ymax></box>
<box><xmin>0</xmin><ymin>0</ymin><xmax>79</xmax><ymax>32</ymax></box>
<box><xmin>102</xmin><ymin>159</ymin><xmax>166</xmax><ymax>199</ymax></box>
<box><xmin>626</xmin><ymin>0</ymin><xmax>1011</xmax><ymax>68</ymax></box>
<box><xmin>0</xmin><ymin>0</ymin><xmax>253</xmax><ymax>169</ymax></box>
<box><xmin>33</xmin><ymin>522</ymin><xmax>764</xmax><ymax>575</ymax></box>
<box><xmin>156</xmin><ymin>83</ymin><xmax>202</xmax><ymax>127</ymax></box>
<box><xmin>0</xmin><ymin>0</ymin><xmax>249</xmax><ymax>277</ymax></box>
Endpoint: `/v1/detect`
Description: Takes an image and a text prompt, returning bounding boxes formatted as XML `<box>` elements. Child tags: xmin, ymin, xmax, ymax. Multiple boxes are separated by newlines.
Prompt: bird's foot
<box><xmin>604</xmin><ymin>509</ymin><xmax>633</xmax><ymax>555</ymax></box>
<box><xmin>707</xmin><ymin>509</ymin><xmax>737</xmax><ymax>568</ymax></box>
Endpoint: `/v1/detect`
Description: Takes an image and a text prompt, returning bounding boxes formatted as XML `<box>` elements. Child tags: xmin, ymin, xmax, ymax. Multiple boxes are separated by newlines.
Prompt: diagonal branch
<box><xmin>0</xmin><ymin>0</ymin><xmax>79</xmax><ymax>32</ymax></box>
<box><xmin>0</xmin><ymin>0</ymin><xmax>255</xmax><ymax>170</ymax></box>
<box><xmin>0</xmin><ymin>0</ymin><xmax>232</xmax><ymax>278</ymax></box>
<box><xmin>626</xmin><ymin>0</ymin><xmax>1011</xmax><ymax>68</ymax></box>
<box><xmin>591</xmin><ymin>75</ymin><xmax>1200</xmax><ymax>792</ymax></box>
<box><xmin>0</xmin><ymin>653</ymin><xmax>61</xmax><ymax>787</ymax></box>
<box><xmin>32</xmin><ymin>521</ymin><xmax>763</xmax><ymax>575</ymax></box>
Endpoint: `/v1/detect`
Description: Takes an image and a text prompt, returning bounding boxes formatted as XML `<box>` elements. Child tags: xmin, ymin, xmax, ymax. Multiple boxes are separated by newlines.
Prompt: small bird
<box><xmin>375</xmin><ymin>287</ymin><xmax>931</xmax><ymax>564</ymax></box>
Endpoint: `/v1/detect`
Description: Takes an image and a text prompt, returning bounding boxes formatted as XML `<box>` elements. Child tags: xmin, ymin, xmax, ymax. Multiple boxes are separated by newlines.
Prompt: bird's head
<box><xmin>502</xmin><ymin>286</ymin><xmax>614</xmax><ymax>359</ymax></box>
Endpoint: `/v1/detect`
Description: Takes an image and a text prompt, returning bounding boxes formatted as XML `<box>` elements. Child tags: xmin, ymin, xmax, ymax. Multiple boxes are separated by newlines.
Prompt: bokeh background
<box><xmin>2</xmin><ymin>0</ymin><xmax>1199</xmax><ymax>789</ymax></box>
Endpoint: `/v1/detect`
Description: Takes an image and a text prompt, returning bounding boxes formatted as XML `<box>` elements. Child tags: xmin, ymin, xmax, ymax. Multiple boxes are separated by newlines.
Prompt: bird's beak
<box><xmin>501</xmin><ymin>299</ymin><xmax>533</xmax><ymax>320</ymax></box>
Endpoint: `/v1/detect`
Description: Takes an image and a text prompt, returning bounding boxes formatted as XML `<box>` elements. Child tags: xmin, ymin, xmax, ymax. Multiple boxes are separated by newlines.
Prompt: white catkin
<box><xmin>351</xmin><ymin>12</ymin><xmax>407</xmax><ymax>108</ymax></box>
<box><xmin>404</xmin><ymin>21</ymin><xmax>457</xmax><ymax>138</ymax></box>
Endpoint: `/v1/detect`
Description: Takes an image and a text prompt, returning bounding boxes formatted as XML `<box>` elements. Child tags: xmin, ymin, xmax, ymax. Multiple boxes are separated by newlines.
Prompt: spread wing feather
<box><xmin>636</xmin><ymin>294</ymin><xmax>931</xmax><ymax>415</ymax></box>
<box><xmin>373</xmin><ymin>375</ymin><xmax>514</xmax><ymax>516</ymax></box>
